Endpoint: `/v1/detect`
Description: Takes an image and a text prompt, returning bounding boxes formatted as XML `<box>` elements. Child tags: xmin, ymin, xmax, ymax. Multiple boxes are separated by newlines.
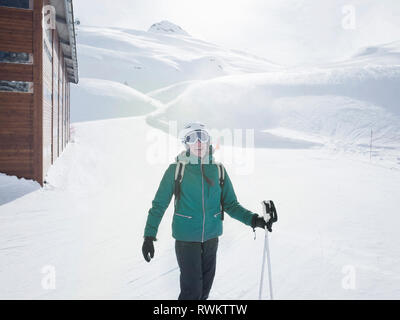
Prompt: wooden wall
<box><xmin>0</xmin><ymin>6</ymin><xmax>33</xmax><ymax>53</ymax></box>
<box><xmin>0</xmin><ymin>92</ymin><xmax>34</xmax><ymax>178</ymax></box>
<box><xmin>33</xmin><ymin>0</ymin><xmax>44</xmax><ymax>185</ymax></box>
<box><xmin>0</xmin><ymin>1</ymin><xmax>72</xmax><ymax>186</ymax></box>
<box><xmin>43</xmin><ymin>0</ymin><xmax>70</xmax><ymax>178</ymax></box>
<box><xmin>0</xmin><ymin>6</ymin><xmax>34</xmax><ymax>180</ymax></box>
<box><xmin>43</xmin><ymin>8</ymin><xmax>52</xmax><ymax>175</ymax></box>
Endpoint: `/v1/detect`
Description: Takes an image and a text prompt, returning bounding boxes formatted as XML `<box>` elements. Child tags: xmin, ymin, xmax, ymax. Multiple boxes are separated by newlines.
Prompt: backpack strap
<box><xmin>173</xmin><ymin>160</ymin><xmax>225</xmax><ymax>221</ymax></box>
<box><xmin>174</xmin><ymin>161</ymin><xmax>186</xmax><ymax>211</ymax></box>
<box><xmin>215</xmin><ymin>162</ymin><xmax>225</xmax><ymax>221</ymax></box>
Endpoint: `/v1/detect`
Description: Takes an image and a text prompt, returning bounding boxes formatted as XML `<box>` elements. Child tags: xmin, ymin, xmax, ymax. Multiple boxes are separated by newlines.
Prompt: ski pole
<box><xmin>258</xmin><ymin>200</ymin><xmax>278</xmax><ymax>300</ymax></box>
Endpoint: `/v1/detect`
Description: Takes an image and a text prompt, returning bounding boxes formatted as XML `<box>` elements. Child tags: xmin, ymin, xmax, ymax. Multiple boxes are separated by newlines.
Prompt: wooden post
<box><xmin>33</xmin><ymin>0</ymin><xmax>44</xmax><ymax>186</ymax></box>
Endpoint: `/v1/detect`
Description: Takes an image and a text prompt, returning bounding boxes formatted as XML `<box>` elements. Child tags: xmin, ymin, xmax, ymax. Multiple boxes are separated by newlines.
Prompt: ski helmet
<box><xmin>178</xmin><ymin>122</ymin><xmax>212</xmax><ymax>145</ymax></box>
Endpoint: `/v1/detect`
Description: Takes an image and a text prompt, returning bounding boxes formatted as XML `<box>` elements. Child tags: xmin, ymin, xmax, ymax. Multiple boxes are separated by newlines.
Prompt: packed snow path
<box><xmin>1</xmin><ymin>116</ymin><xmax>399</xmax><ymax>299</ymax></box>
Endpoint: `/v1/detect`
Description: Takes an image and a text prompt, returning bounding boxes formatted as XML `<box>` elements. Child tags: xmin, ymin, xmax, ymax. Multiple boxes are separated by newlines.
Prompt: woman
<box><xmin>142</xmin><ymin>122</ymin><xmax>267</xmax><ymax>300</ymax></box>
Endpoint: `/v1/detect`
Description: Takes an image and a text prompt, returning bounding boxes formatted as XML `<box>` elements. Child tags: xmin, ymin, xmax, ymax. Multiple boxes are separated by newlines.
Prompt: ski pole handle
<box><xmin>261</xmin><ymin>200</ymin><xmax>278</xmax><ymax>232</ymax></box>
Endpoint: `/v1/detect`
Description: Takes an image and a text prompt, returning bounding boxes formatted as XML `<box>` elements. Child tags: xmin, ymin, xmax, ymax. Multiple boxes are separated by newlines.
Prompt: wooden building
<box><xmin>0</xmin><ymin>0</ymin><xmax>79</xmax><ymax>186</ymax></box>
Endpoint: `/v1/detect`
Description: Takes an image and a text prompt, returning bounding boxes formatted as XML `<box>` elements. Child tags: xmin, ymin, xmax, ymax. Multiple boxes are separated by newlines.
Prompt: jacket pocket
<box><xmin>213</xmin><ymin>211</ymin><xmax>221</xmax><ymax>218</ymax></box>
<box><xmin>174</xmin><ymin>212</ymin><xmax>193</xmax><ymax>219</ymax></box>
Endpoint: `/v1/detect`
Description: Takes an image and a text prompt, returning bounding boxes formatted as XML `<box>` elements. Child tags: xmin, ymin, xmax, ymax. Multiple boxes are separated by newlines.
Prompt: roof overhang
<box><xmin>50</xmin><ymin>0</ymin><xmax>79</xmax><ymax>84</ymax></box>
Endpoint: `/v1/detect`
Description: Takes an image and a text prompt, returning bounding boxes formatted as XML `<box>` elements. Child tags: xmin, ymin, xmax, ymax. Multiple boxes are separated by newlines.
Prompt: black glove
<box><xmin>251</xmin><ymin>214</ymin><xmax>272</xmax><ymax>232</ymax></box>
<box><xmin>142</xmin><ymin>236</ymin><xmax>156</xmax><ymax>262</ymax></box>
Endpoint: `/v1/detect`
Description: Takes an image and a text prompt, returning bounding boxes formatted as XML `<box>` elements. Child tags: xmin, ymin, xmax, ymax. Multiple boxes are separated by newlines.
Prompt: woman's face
<box><xmin>188</xmin><ymin>140</ymin><xmax>209</xmax><ymax>158</ymax></box>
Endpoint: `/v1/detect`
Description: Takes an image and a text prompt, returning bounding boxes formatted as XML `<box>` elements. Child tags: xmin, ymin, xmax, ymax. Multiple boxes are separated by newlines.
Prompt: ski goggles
<box><xmin>184</xmin><ymin>130</ymin><xmax>210</xmax><ymax>144</ymax></box>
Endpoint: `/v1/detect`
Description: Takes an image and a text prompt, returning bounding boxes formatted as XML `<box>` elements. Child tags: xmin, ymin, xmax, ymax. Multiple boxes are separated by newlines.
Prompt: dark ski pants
<box><xmin>175</xmin><ymin>237</ymin><xmax>218</xmax><ymax>300</ymax></box>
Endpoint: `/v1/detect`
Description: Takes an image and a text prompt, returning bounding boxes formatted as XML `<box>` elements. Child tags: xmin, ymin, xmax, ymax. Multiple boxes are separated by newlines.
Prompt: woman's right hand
<box><xmin>142</xmin><ymin>236</ymin><xmax>156</xmax><ymax>262</ymax></box>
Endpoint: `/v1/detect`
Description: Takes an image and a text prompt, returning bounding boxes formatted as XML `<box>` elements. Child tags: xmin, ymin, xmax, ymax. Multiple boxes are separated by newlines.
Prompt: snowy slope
<box><xmin>72</xmin><ymin>21</ymin><xmax>400</xmax><ymax>161</ymax></box>
<box><xmin>149</xmin><ymin>68</ymin><xmax>400</xmax><ymax>146</ymax></box>
<box><xmin>71</xmin><ymin>22</ymin><xmax>280</xmax><ymax>122</ymax></box>
<box><xmin>71</xmin><ymin>78</ymin><xmax>162</xmax><ymax>122</ymax></box>
<box><xmin>146</xmin><ymin>41</ymin><xmax>400</xmax><ymax>167</ymax></box>
<box><xmin>72</xmin><ymin>23</ymin><xmax>400</xmax><ymax>167</ymax></box>
<box><xmin>1</xmin><ymin>116</ymin><xmax>400</xmax><ymax>299</ymax></box>
<box><xmin>327</xmin><ymin>40</ymin><xmax>400</xmax><ymax>68</ymax></box>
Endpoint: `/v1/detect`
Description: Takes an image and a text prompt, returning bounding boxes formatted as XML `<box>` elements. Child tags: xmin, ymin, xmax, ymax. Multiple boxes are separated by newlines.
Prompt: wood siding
<box><xmin>0</xmin><ymin>63</ymin><xmax>33</xmax><ymax>82</ymax></box>
<box><xmin>0</xmin><ymin>7</ymin><xmax>33</xmax><ymax>53</ymax></box>
<box><xmin>0</xmin><ymin>1</ymin><xmax>73</xmax><ymax>186</ymax></box>
<box><xmin>0</xmin><ymin>92</ymin><xmax>34</xmax><ymax>178</ymax></box>
<box><xmin>43</xmin><ymin>8</ymin><xmax>52</xmax><ymax>173</ymax></box>
<box><xmin>0</xmin><ymin>6</ymin><xmax>35</xmax><ymax>180</ymax></box>
<box><xmin>53</xmin><ymin>29</ymin><xmax>59</xmax><ymax>160</ymax></box>
<box><xmin>32</xmin><ymin>0</ymin><xmax>44</xmax><ymax>184</ymax></box>
<box><xmin>59</xmin><ymin>57</ymin><xmax>63</xmax><ymax>151</ymax></box>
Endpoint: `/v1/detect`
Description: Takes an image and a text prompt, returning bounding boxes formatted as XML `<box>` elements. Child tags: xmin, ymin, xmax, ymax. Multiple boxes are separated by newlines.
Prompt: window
<box><xmin>0</xmin><ymin>80</ymin><xmax>33</xmax><ymax>93</ymax></box>
<box><xmin>0</xmin><ymin>51</ymin><xmax>32</xmax><ymax>64</ymax></box>
<box><xmin>0</xmin><ymin>0</ymin><xmax>30</xmax><ymax>9</ymax></box>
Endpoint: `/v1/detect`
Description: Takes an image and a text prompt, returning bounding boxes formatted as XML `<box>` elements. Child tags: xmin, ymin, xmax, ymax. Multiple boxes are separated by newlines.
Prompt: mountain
<box><xmin>146</xmin><ymin>41</ymin><xmax>400</xmax><ymax>158</ymax></box>
<box><xmin>71</xmin><ymin>22</ymin><xmax>400</xmax><ymax>166</ymax></box>
<box><xmin>71</xmin><ymin>23</ymin><xmax>280</xmax><ymax>122</ymax></box>
<box><xmin>148</xmin><ymin>20</ymin><xmax>190</xmax><ymax>36</ymax></box>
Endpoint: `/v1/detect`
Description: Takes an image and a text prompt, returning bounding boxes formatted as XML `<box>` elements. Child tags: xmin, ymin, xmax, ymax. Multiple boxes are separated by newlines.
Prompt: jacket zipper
<box><xmin>174</xmin><ymin>213</ymin><xmax>192</xmax><ymax>219</ymax></box>
<box><xmin>200</xmin><ymin>163</ymin><xmax>206</xmax><ymax>242</ymax></box>
<box><xmin>214</xmin><ymin>211</ymin><xmax>221</xmax><ymax>218</ymax></box>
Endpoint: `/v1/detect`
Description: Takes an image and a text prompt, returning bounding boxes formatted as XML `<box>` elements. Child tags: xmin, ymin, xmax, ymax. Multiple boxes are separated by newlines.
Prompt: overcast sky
<box><xmin>73</xmin><ymin>0</ymin><xmax>400</xmax><ymax>66</ymax></box>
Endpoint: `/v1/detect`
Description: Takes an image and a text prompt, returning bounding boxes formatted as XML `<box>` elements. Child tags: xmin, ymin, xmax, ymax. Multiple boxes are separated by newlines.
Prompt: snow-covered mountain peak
<box><xmin>148</xmin><ymin>20</ymin><xmax>190</xmax><ymax>36</ymax></box>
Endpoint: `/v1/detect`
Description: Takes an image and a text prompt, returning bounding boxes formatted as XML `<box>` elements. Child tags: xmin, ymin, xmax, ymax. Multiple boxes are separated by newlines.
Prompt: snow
<box><xmin>71</xmin><ymin>78</ymin><xmax>162</xmax><ymax>122</ymax></box>
<box><xmin>148</xmin><ymin>20</ymin><xmax>190</xmax><ymax>36</ymax></box>
<box><xmin>71</xmin><ymin>25</ymin><xmax>280</xmax><ymax>121</ymax></box>
<box><xmin>1</xmin><ymin>116</ymin><xmax>400</xmax><ymax>299</ymax></box>
<box><xmin>1</xmin><ymin>22</ymin><xmax>400</xmax><ymax>299</ymax></box>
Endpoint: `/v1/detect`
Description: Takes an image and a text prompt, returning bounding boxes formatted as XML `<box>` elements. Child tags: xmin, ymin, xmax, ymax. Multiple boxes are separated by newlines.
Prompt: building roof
<box><xmin>50</xmin><ymin>0</ymin><xmax>79</xmax><ymax>84</ymax></box>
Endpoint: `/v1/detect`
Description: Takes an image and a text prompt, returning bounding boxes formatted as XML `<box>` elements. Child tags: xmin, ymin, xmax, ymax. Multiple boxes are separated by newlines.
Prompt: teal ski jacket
<box><xmin>144</xmin><ymin>150</ymin><xmax>257</xmax><ymax>242</ymax></box>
